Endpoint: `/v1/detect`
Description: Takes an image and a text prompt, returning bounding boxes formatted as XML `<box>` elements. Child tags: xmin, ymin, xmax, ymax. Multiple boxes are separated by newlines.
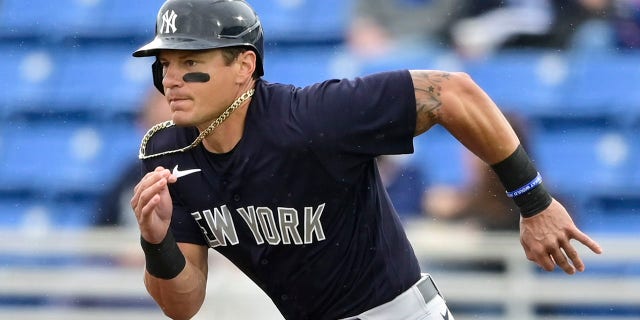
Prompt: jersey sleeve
<box><xmin>139</xmin><ymin>129</ymin><xmax>208</xmax><ymax>246</ymax></box>
<box><xmin>296</xmin><ymin>70</ymin><xmax>417</xmax><ymax>157</ymax></box>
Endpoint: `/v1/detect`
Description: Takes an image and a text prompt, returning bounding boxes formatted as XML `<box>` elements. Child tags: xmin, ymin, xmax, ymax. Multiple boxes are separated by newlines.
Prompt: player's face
<box><xmin>158</xmin><ymin>49</ymin><xmax>241</xmax><ymax>128</ymax></box>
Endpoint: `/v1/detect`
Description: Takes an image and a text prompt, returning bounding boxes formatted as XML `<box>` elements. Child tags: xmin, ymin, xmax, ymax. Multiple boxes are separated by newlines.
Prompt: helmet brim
<box><xmin>132</xmin><ymin>37</ymin><xmax>219</xmax><ymax>57</ymax></box>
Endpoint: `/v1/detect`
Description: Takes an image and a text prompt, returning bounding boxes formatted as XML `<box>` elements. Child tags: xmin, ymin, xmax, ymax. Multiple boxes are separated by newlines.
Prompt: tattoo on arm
<box><xmin>412</xmin><ymin>71</ymin><xmax>451</xmax><ymax>135</ymax></box>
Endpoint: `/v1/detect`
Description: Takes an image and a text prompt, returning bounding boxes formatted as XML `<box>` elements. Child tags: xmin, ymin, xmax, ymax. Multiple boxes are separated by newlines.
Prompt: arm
<box><xmin>410</xmin><ymin>70</ymin><xmax>602</xmax><ymax>274</ymax></box>
<box><xmin>131</xmin><ymin>166</ymin><xmax>208</xmax><ymax>319</ymax></box>
<box><xmin>144</xmin><ymin>242</ymin><xmax>208</xmax><ymax>320</ymax></box>
<box><xmin>411</xmin><ymin>70</ymin><xmax>518</xmax><ymax>161</ymax></box>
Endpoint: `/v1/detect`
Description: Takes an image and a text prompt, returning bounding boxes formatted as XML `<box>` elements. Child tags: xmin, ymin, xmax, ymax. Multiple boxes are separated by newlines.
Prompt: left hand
<box><xmin>519</xmin><ymin>198</ymin><xmax>603</xmax><ymax>274</ymax></box>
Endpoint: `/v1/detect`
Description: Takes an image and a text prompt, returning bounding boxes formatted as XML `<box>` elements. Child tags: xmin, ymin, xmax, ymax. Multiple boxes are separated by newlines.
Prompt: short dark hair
<box><xmin>219</xmin><ymin>47</ymin><xmax>261</xmax><ymax>80</ymax></box>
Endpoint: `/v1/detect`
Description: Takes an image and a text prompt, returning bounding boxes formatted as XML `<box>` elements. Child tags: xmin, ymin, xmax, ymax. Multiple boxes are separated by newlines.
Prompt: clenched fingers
<box><xmin>137</xmin><ymin>178</ymin><xmax>168</xmax><ymax>221</ymax></box>
<box><xmin>130</xmin><ymin>167</ymin><xmax>172</xmax><ymax>216</ymax></box>
<box><xmin>132</xmin><ymin>167</ymin><xmax>168</xmax><ymax>197</ymax></box>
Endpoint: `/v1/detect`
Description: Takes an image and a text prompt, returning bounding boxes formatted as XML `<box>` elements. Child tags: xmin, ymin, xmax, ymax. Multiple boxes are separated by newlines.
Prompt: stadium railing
<box><xmin>0</xmin><ymin>223</ymin><xmax>637</xmax><ymax>320</ymax></box>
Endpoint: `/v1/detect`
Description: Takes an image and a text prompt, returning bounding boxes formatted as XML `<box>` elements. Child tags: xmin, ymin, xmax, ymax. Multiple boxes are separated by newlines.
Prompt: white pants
<box><xmin>341</xmin><ymin>274</ymin><xmax>455</xmax><ymax>320</ymax></box>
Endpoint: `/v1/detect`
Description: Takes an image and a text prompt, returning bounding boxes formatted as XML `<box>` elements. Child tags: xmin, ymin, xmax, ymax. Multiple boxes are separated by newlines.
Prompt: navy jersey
<box><xmin>141</xmin><ymin>70</ymin><xmax>422</xmax><ymax>319</ymax></box>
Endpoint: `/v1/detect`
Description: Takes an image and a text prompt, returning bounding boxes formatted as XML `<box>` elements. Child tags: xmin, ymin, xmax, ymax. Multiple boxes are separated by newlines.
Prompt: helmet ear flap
<box><xmin>152</xmin><ymin>59</ymin><xmax>165</xmax><ymax>95</ymax></box>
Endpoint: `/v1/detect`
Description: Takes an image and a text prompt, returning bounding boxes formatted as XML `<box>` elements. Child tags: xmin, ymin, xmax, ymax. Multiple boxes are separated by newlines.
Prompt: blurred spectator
<box><xmin>555</xmin><ymin>0</ymin><xmax>613</xmax><ymax>52</ymax></box>
<box><xmin>565</xmin><ymin>0</ymin><xmax>640</xmax><ymax>51</ymax></box>
<box><xmin>346</xmin><ymin>0</ymin><xmax>467</xmax><ymax>59</ymax></box>
<box><xmin>611</xmin><ymin>0</ymin><xmax>640</xmax><ymax>49</ymax></box>
<box><xmin>377</xmin><ymin>154</ymin><xmax>430</xmax><ymax>220</ymax></box>
<box><xmin>424</xmin><ymin>113</ymin><xmax>532</xmax><ymax>231</ymax></box>
<box><xmin>450</xmin><ymin>0</ymin><xmax>555</xmax><ymax>59</ymax></box>
<box><xmin>95</xmin><ymin>88</ymin><xmax>171</xmax><ymax>227</ymax></box>
<box><xmin>346</xmin><ymin>0</ymin><xmax>629</xmax><ymax>61</ymax></box>
<box><xmin>450</xmin><ymin>0</ymin><xmax>621</xmax><ymax>57</ymax></box>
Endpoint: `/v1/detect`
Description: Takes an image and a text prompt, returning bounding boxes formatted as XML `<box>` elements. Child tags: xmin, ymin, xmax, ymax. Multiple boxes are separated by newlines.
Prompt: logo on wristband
<box><xmin>506</xmin><ymin>172</ymin><xmax>542</xmax><ymax>198</ymax></box>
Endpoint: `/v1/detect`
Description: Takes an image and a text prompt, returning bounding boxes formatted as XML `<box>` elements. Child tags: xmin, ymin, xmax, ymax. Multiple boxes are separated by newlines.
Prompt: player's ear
<box><xmin>236</xmin><ymin>50</ymin><xmax>257</xmax><ymax>82</ymax></box>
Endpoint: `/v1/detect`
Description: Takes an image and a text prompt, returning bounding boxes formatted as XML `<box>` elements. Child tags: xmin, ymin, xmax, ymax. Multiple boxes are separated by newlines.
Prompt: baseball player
<box><xmin>130</xmin><ymin>1</ymin><xmax>603</xmax><ymax>319</ymax></box>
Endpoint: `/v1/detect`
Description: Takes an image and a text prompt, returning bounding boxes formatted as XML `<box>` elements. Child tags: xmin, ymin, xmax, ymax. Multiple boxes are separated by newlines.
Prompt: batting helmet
<box><xmin>133</xmin><ymin>0</ymin><xmax>264</xmax><ymax>92</ymax></box>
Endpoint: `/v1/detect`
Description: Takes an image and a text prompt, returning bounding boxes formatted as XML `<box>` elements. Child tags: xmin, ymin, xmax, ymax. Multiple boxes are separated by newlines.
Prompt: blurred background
<box><xmin>0</xmin><ymin>0</ymin><xmax>638</xmax><ymax>319</ymax></box>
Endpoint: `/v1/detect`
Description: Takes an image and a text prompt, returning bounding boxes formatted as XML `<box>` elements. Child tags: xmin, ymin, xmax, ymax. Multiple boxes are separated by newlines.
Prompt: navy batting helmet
<box><xmin>133</xmin><ymin>0</ymin><xmax>264</xmax><ymax>92</ymax></box>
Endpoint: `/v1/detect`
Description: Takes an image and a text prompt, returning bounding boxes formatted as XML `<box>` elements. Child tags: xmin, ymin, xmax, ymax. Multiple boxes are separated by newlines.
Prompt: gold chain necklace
<box><xmin>138</xmin><ymin>88</ymin><xmax>255</xmax><ymax>160</ymax></box>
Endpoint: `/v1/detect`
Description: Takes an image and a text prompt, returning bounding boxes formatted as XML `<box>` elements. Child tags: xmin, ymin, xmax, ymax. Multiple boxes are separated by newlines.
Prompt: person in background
<box><xmin>450</xmin><ymin>0</ymin><xmax>555</xmax><ymax>59</ymax></box>
<box><xmin>346</xmin><ymin>0</ymin><xmax>467</xmax><ymax>59</ymax></box>
<box><xmin>424</xmin><ymin>113</ymin><xmax>532</xmax><ymax>231</ymax></box>
<box><xmin>563</xmin><ymin>0</ymin><xmax>640</xmax><ymax>52</ymax></box>
<box><xmin>550</xmin><ymin>0</ymin><xmax>613</xmax><ymax>51</ymax></box>
<box><xmin>95</xmin><ymin>88</ymin><xmax>172</xmax><ymax>227</ymax></box>
<box><xmin>611</xmin><ymin>0</ymin><xmax>640</xmax><ymax>49</ymax></box>
<box><xmin>451</xmin><ymin>0</ymin><xmax>617</xmax><ymax>57</ymax></box>
<box><xmin>377</xmin><ymin>154</ymin><xmax>430</xmax><ymax>220</ymax></box>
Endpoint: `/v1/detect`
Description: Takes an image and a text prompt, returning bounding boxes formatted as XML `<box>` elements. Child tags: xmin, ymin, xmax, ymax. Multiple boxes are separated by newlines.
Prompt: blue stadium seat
<box><xmin>0</xmin><ymin>120</ymin><xmax>140</xmax><ymax>196</ymax></box>
<box><xmin>463</xmin><ymin>50</ymin><xmax>567</xmax><ymax>115</ymax></box>
<box><xmin>581</xmin><ymin>192</ymin><xmax>640</xmax><ymax>235</ymax></box>
<box><xmin>0</xmin><ymin>42</ymin><xmax>151</xmax><ymax>120</ymax></box>
<box><xmin>248</xmin><ymin>0</ymin><xmax>353</xmax><ymax>43</ymax></box>
<box><xmin>628</xmin><ymin>125</ymin><xmax>640</xmax><ymax>188</ymax></box>
<box><xmin>54</xmin><ymin>44</ymin><xmax>154</xmax><ymax>119</ymax></box>
<box><xmin>532</xmin><ymin>124</ymin><xmax>633</xmax><ymax>196</ymax></box>
<box><xmin>0</xmin><ymin>193</ymin><xmax>99</xmax><ymax>229</ymax></box>
<box><xmin>0</xmin><ymin>43</ymin><xmax>58</xmax><ymax>119</ymax></box>
<box><xmin>563</xmin><ymin>53</ymin><xmax>640</xmax><ymax>121</ymax></box>
<box><xmin>262</xmin><ymin>43</ymin><xmax>442</xmax><ymax>89</ymax></box>
<box><xmin>91</xmin><ymin>1</ymin><xmax>160</xmax><ymax>38</ymax></box>
<box><xmin>353</xmin><ymin>46</ymin><xmax>449</xmax><ymax>78</ymax></box>
<box><xmin>411</xmin><ymin>126</ymin><xmax>465</xmax><ymax>186</ymax></box>
<box><xmin>264</xmin><ymin>44</ymin><xmax>343</xmax><ymax>87</ymax></box>
<box><xmin>0</xmin><ymin>0</ymin><xmax>159</xmax><ymax>40</ymax></box>
<box><xmin>0</xmin><ymin>0</ymin><xmax>99</xmax><ymax>40</ymax></box>
<box><xmin>0</xmin><ymin>194</ymin><xmax>48</xmax><ymax>228</ymax></box>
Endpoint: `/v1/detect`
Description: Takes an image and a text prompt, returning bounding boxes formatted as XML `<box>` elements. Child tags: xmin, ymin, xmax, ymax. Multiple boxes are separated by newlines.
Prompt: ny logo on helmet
<box><xmin>160</xmin><ymin>10</ymin><xmax>178</xmax><ymax>34</ymax></box>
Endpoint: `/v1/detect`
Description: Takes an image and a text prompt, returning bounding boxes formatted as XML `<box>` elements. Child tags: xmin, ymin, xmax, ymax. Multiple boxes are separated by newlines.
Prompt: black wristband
<box><xmin>140</xmin><ymin>231</ymin><xmax>186</xmax><ymax>279</ymax></box>
<box><xmin>510</xmin><ymin>182</ymin><xmax>553</xmax><ymax>218</ymax></box>
<box><xmin>490</xmin><ymin>145</ymin><xmax>553</xmax><ymax>218</ymax></box>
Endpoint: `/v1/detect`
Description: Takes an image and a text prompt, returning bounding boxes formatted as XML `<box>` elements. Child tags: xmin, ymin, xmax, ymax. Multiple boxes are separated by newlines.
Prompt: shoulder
<box><xmin>256</xmin><ymin>79</ymin><xmax>296</xmax><ymax>100</ymax></box>
<box><xmin>138</xmin><ymin>121</ymin><xmax>196</xmax><ymax>160</ymax></box>
<box><xmin>250</xmin><ymin>80</ymin><xmax>296</xmax><ymax>114</ymax></box>
<box><xmin>259</xmin><ymin>70</ymin><xmax>412</xmax><ymax>99</ymax></box>
<box><xmin>309</xmin><ymin>70</ymin><xmax>413</xmax><ymax>94</ymax></box>
<box><xmin>311</xmin><ymin>70</ymin><xmax>413</xmax><ymax>105</ymax></box>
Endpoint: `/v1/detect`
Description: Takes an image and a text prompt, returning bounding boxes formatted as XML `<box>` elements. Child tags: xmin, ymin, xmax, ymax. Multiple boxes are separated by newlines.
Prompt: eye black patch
<box><xmin>183</xmin><ymin>72</ymin><xmax>211</xmax><ymax>83</ymax></box>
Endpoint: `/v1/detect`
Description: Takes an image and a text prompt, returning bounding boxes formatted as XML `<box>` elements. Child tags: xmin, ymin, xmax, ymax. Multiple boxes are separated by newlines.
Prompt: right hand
<box><xmin>131</xmin><ymin>166</ymin><xmax>177</xmax><ymax>243</ymax></box>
